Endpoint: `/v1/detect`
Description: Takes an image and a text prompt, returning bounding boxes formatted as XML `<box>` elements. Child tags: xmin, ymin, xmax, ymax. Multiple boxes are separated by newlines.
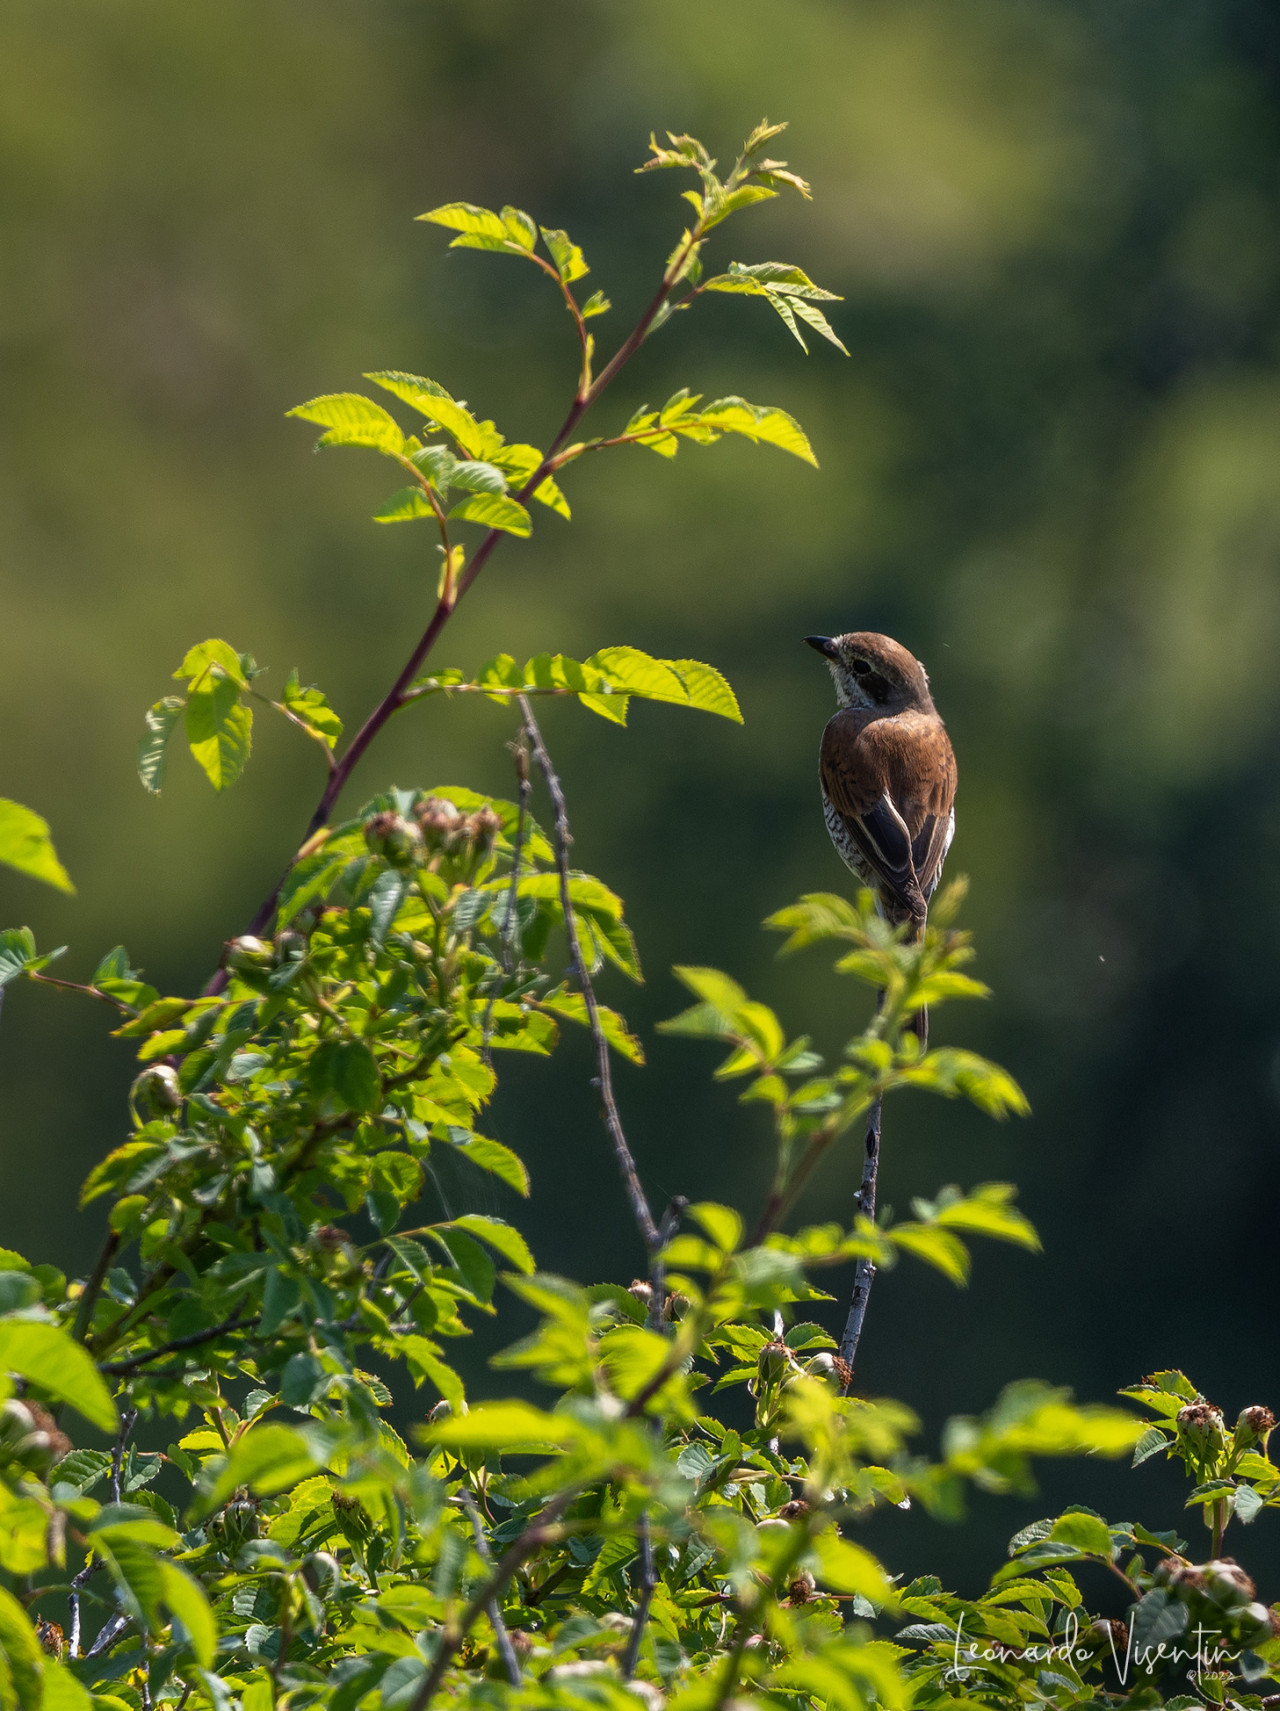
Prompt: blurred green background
<box><xmin>4</xmin><ymin>0</ymin><xmax>1280</xmax><ymax>1590</ymax></box>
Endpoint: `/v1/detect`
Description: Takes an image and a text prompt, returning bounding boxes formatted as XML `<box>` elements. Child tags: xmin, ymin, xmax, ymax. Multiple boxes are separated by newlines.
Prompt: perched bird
<box><xmin>806</xmin><ymin>632</ymin><xmax>957</xmax><ymax>1037</ymax></box>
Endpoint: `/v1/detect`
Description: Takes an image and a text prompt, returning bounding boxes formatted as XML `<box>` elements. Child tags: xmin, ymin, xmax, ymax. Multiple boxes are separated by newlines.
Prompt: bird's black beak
<box><xmin>804</xmin><ymin>635</ymin><xmax>838</xmax><ymax>661</ymax></box>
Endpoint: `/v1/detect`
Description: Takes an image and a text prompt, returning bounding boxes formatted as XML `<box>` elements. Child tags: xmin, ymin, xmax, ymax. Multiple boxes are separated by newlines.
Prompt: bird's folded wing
<box><xmin>821</xmin><ymin>712</ymin><xmax>955</xmax><ymax>921</ymax></box>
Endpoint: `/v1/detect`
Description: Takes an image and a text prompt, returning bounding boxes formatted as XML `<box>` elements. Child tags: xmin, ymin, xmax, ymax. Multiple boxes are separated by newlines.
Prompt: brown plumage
<box><xmin>806</xmin><ymin>631</ymin><xmax>957</xmax><ymax>1040</ymax></box>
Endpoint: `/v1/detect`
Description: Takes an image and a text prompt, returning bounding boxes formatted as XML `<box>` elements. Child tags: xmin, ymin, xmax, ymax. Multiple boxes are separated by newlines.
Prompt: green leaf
<box><xmin>536</xmin><ymin>992</ymin><xmax>645</xmax><ymax>1064</ymax></box>
<box><xmin>1050</xmin><ymin>1511</ymin><xmax>1114</xmax><ymax>1556</ymax></box>
<box><xmin>444</xmin><ymin>1133</ymin><xmax>530</xmax><ymax>1197</ymax></box>
<box><xmin>448</xmin><ymin>1215</ymin><xmax>535</xmax><ymax>1275</ymax></box>
<box><xmin>696</xmin><ymin>396</ymin><xmax>818</xmax><ymax>465</ymax></box>
<box><xmin>450</xmin><ymin>460</ymin><xmax>508</xmax><ymax>495</ymax></box>
<box><xmin>687</xmin><ymin>1203</ymin><xmax>743</xmax><ymax>1252</ymax></box>
<box><xmin>365</xmin><ymin>371</ymin><xmax>491</xmax><ymax>458</ymax></box>
<box><xmin>540</xmin><ymin>227</ymin><xmax>590</xmax><ymax>282</ymax></box>
<box><xmin>418</xmin><ymin>201</ymin><xmax>539</xmax><ymax>258</ymax></box>
<box><xmin>812</xmin><ymin>1531</ymin><xmax>893</xmax><ymax>1601</ymax></box>
<box><xmin>197</xmin><ymin>1423</ymin><xmax>323</xmax><ymax>1515</ymax></box>
<box><xmin>312</xmin><ymin>1039</ymin><xmax>381</xmax><ymax>1114</ymax></box>
<box><xmin>137</xmin><ymin>698</ymin><xmax>185</xmax><ymax>795</ymax></box>
<box><xmin>43</xmin><ymin>1660</ymin><xmax>94</xmax><ymax>1711</ymax></box>
<box><xmin>373</xmin><ymin>485</ymin><xmax>434</xmax><ymax>524</ymax></box>
<box><xmin>581</xmin><ymin>290</ymin><xmax>611</xmax><ymax>318</ymax></box>
<box><xmin>0</xmin><ymin>1320</ymin><xmax>117</xmax><ymax>1432</ymax></box>
<box><xmin>0</xmin><ymin>1584</ymin><xmax>44</xmax><ymax>1711</ymax></box>
<box><xmin>286</xmin><ymin>392</ymin><xmax>406</xmax><ymax>456</ymax></box>
<box><xmin>0</xmin><ymin>800</ymin><xmax>74</xmax><ymax>895</ymax></box>
<box><xmin>174</xmin><ymin>638</ymin><xmax>251</xmax><ymax>688</ymax></box>
<box><xmin>281</xmin><ymin>672</ymin><xmax>343</xmax><ymax>749</ymax></box>
<box><xmin>891</xmin><ymin>1223</ymin><xmax>970</xmax><ymax>1285</ymax></box>
<box><xmin>929</xmin><ymin>1184</ymin><xmax>1041</xmax><ymax>1252</ymax></box>
<box><xmin>424</xmin><ymin>1401</ymin><xmax>577</xmax><ymax>1453</ymax></box>
<box><xmin>159</xmin><ymin>1562</ymin><xmax>216</xmax><ymax>1668</ymax></box>
<box><xmin>447</xmin><ymin>491</ymin><xmax>532</xmax><ymax>537</ymax></box>
<box><xmin>185</xmin><ymin>675</ymin><xmax>252</xmax><ymax>792</ymax></box>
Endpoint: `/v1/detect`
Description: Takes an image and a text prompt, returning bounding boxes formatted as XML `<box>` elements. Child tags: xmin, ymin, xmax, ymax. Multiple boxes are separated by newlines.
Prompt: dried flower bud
<box><xmin>414</xmin><ymin>796</ymin><xmax>466</xmax><ymax>849</ymax></box>
<box><xmin>1236</xmin><ymin>1405</ymin><xmax>1276</xmax><ymax>1449</ymax></box>
<box><xmin>787</xmin><ymin>1572</ymin><xmax>816</xmax><ymax>1605</ymax></box>
<box><xmin>778</xmin><ymin>1499</ymin><xmax>811</xmax><ymax>1521</ymax></box>
<box><xmin>1170</xmin><ymin>1563</ymin><xmax>1207</xmax><ymax>1593</ymax></box>
<box><xmin>225</xmin><ymin>934</ymin><xmax>273</xmax><ymax>972</ymax></box>
<box><xmin>1176</xmin><ymin>1401</ymin><xmax>1227</xmax><ymax>1460</ymax></box>
<box><xmin>34</xmin><ymin>1619</ymin><xmax>64</xmax><ymax>1660</ymax></box>
<box><xmin>312</xmin><ymin>1224</ymin><xmax>349</xmax><ymax>1251</ymax></box>
<box><xmin>1081</xmin><ymin>1619</ymin><xmax>1128</xmax><ymax>1658</ymax></box>
<box><xmin>363</xmin><ymin>811</ymin><xmax>423</xmax><ymax>868</ymax></box>
<box><xmin>465</xmin><ymin>806</ymin><xmax>503</xmax><ymax>849</ymax></box>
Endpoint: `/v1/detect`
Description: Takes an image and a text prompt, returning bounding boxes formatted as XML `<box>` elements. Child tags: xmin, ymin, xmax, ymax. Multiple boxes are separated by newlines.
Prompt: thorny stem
<box><xmin>204</xmin><ymin>219</ymin><xmax>702</xmax><ymax>994</ymax></box>
<box><xmin>457</xmin><ymin>1491</ymin><xmax>522</xmax><ymax>1687</ymax></box>
<box><xmin>407</xmin><ymin>1488</ymin><xmax>580</xmax><ymax>1711</ymax></box>
<box><xmin>518</xmin><ymin>695</ymin><xmax>660</xmax><ymax>1252</ymax></box>
<box><xmin>837</xmin><ymin>1097</ymin><xmax>882</xmax><ymax>1391</ymax></box>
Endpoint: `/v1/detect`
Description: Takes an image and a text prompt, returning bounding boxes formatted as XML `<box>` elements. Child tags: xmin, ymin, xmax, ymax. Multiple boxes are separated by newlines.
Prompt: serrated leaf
<box><xmin>373</xmin><ymin>485</ymin><xmax>434</xmax><ymax>524</ymax></box>
<box><xmin>137</xmin><ymin>697</ymin><xmax>185</xmax><ymax>794</ymax></box>
<box><xmin>536</xmin><ymin>992</ymin><xmax>644</xmax><ymax>1064</ymax></box>
<box><xmin>366</xmin><ymin>373</ymin><xmax>493</xmax><ymax>459</ymax></box>
<box><xmin>448</xmin><ymin>1215</ymin><xmax>535</xmax><ymax>1275</ymax></box>
<box><xmin>281</xmin><ymin>673</ymin><xmax>343</xmax><ymax>749</ymax></box>
<box><xmin>445</xmin><ymin>1133</ymin><xmax>530</xmax><ymax>1197</ymax></box>
<box><xmin>0</xmin><ymin>799</ymin><xmax>74</xmax><ymax>894</ymax></box>
<box><xmin>447</xmin><ymin>491</ymin><xmax>532</xmax><ymax>537</ymax></box>
<box><xmin>890</xmin><ymin>1223</ymin><xmax>969</xmax><ymax>1285</ymax></box>
<box><xmin>540</xmin><ymin>227</ymin><xmax>589</xmax><ymax>282</ymax></box>
<box><xmin>185</xmin><ymin>675</ymin><xmax>252</xmax><ymax>792</ymax></box>
<box><xmin>0</xmin><ymin>1320</ymin><xmax>117</xmax><ymax>1432</ymax></box>
<box><xmin>581</xmin><ymin>290</ymin><xmax>611</xmax><ymax>318</ymax></box>
<box><xmin>287</xmin><ymin>392</ymin><xmax>406</xmax><ymax>456</ymax></box>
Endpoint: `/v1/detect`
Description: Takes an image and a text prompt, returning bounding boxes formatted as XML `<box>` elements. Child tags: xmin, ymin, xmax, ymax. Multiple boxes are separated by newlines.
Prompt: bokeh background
<box><xmin>4</xmin><ymin>0</ymin><xmax>1280</xmax><ymax>1594</ymax></box>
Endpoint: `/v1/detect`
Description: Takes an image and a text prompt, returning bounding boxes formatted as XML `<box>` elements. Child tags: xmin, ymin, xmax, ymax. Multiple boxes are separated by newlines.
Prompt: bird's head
<box><xmin>804</xmin><ymin>631</ymin><xmax>935</xmax><ymax>714</ymax></box>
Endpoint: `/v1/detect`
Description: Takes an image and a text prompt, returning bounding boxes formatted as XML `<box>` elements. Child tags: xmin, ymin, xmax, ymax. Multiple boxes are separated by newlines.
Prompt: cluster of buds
<box><xmin>0</xmin><ymin>1400</ymin><xmax>71</xmax><ymax>1475</ymax></box>
<box><xmin>414</xmin><ymin>796</ymin><xmax>502</xmax><ymax>858</ymax></box>
<box><xmin>1153</xmin><ymin>1556</ymin><xmax>1280</xmax><ymax>1649</ymax></box>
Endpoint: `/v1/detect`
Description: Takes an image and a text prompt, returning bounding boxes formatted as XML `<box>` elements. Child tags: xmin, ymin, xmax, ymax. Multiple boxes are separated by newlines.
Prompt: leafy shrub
<box><xmin>0</xmin><ymin>121</ymin><xmax>1274</xmax><ymax>1711</ymax></box>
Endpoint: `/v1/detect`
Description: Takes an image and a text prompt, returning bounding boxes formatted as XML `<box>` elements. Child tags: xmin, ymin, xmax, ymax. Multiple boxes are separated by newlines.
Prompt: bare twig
<box><xmin>837</xmin><ymin>1096</ymin><xmax>882</xmax><ymax>1391</ymax></box>
<box><xmin>407</xmin><ymin>1487</ymin><xmax>580</xmax><ymax>1711</ymax></box>
<box><xmin>621</xmin><ymin>1513</ymin><xmax>658</xmax><ymax>1680</ymax></box>
<box><xmin>518</xmin><ymin>696</ymin><xmax>659</xmax><ymax>1252</ymax></box>
<box><xmin>99</xmin><ymin>1314</ymin><xmax>256</xmax><ymax>1376</ymax></box>
<box><xmin>110</xmin><ymin>1408</ymin><xmax>139</xmax><ymax>1503</ymax></box>
<box><xmin>457</xmin><ymin>1492</ymin><xmax>522</xmax><ymax>1687</ymax></box>
<box><xmin>72</xmin><ymin>1230</ymin><xmax>120</xmax><ymax>1345</ymax></box>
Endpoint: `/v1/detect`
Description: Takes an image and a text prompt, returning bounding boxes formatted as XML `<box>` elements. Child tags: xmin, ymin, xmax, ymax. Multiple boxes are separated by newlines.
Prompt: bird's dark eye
<box><xmin>852</xmin><ymin>658</ymin><xmax>872</xmax><ymax>676</ymax></box>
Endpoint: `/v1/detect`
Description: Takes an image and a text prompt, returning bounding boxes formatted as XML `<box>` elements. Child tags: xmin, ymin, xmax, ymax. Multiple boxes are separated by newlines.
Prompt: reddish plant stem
<box><xmin>204</xmin><ymin>233</ymin><xmax>697</xmax><ymax>998</ymax></box>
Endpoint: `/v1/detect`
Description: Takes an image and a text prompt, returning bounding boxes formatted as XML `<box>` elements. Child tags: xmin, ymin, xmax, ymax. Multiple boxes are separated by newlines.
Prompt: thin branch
<box><xmin>838</xmin><ymin>1096</ymin><xmax>882</xmax><ymax>1391</ymax></box>
<box><xmin>481</xmin><ymin>733</ymin><xmax>530</xmax><ymax>1060</ymax></box>
<box><xmin>407</xmin><ymin>1487</ymin><xmax>579</xmax><ymax>1711</ymax></box>
<box><xmin>621</xmin><ymin>1513</ymin><xmax>657</xmax><ymax>1681</ymax></box>
<box><xmin>518</xmin><ymin>696</ymin><xmax>659</xmax><ymax>1252</ymax></box>
<box><xmin>204</xmin><ymin>219</ymin><xmax>703</xmax><ymax>994</ymax></box>
<box><xmin>28</xmin><ymin>973</ymin><xmax>133</xmax><ymax>1014</ymax></box>
<box><xmin>72</xmin><ymin>1231</ymin><xmax>121</xmax><ymax>1345</ymax></box>
<box><xmin>456</xmin><ymin>1492</ymin><xmax>522</xmax><ymax>1687</ymax></box>
<box><xmin>99</xmin><ymin>1314</ymin><xmax>256</xmax><ymax>1376</ymax></box>
<box><xmin>110</xmin><ymin>1408</ymin><xmax>138</xmax><ymax>1504</ymax></box>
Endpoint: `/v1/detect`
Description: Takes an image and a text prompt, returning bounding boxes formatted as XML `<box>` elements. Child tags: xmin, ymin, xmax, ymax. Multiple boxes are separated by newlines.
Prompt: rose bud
<box><xmin>1235</xmin><ymin>1406</ymin><xmax>1276</xmax><ymax>1451</ymax></box>
<box><xmin>363</xmin><ymin>811</ymin><xmax>423</xmax><ymax>869</ymax></box>
<box><xmin>225</xmin><ymin>934</ymin><xmax>273</xmax><ymax>972</ymax></box>
<box><xmin>131</xmin><ymin>1063</ymin><xmax>181</xmax><ymax>1116</ymax></box>
<box><xmin>1176</xmin><ymin>1401</ymin><xmax>1227</xmax><ymax>1461</ymax></box>
<box><xmin>1203</xmin><ymin>1559</ymin><xmax>1255</xmax><ymax>1609</ymax></box>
